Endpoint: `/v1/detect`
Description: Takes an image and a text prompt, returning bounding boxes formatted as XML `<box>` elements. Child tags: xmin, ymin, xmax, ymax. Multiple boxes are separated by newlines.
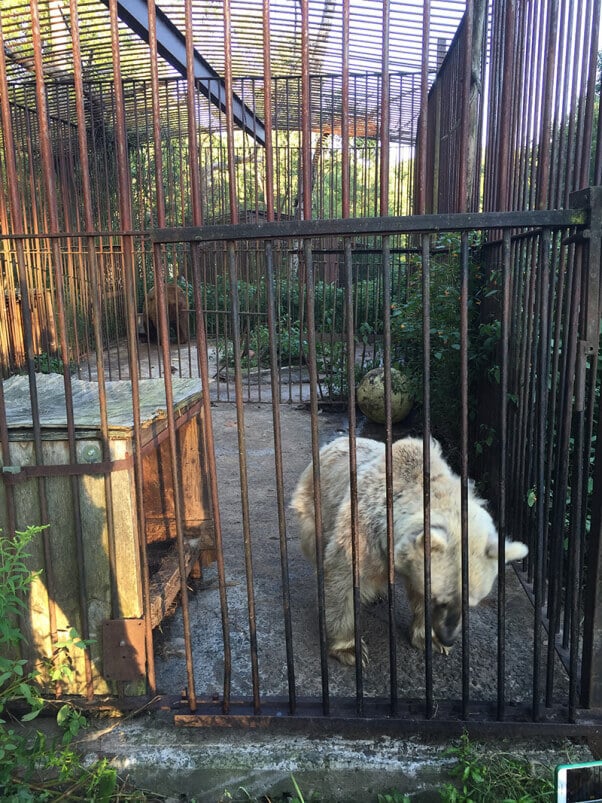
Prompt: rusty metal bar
<box><xmin>184</xmin><ymin>0</ymin><xmax>232</xmax><ymax>713</ymax></box>
<box><xmin>459</xmin><ymin>232</ymin><xmax>470</xmax><ymax>719</ymax></box>
<box><xmin>581</xmin><ymin>399</ymin><xmax>602</xmax><ymax>708</ymax></box>
<box><xmin>575</xmin><ymin>0</ymin><xmax>598</xmax><ymax>191</ymax></box>
<box><xmin>152</xmin><ymin>210</ymin><xmax>585</xmax><ymax>244</ymax></box>
<box><xmin>378</xmin><ymin>0</ymin><xmax>398</xmax><ymax>715</ymax></box>
<box><xmin>532</xmin><ymin>229</ymin><xmax>552</xmax><ymax>720</ymax></box>
<box><xmin>303</xmin><ymin>238</ymin><xmax>331</xmax><ymax>715</ymax></box>
<box><xmin>544</xmin><ymin>237</ymin><xmax>569</xmax><ymax>706</ymax></box>
<box><xmin>30</xmin><ymin>0</ymin><xmax>94</xmax><ymax>695</ymax></box>
<box><xmin>497</xmin><ymin>0</ymin><xmax>515</xmax><ymax>211</ymax></box>
<box><xmin>300</xmin><ymin>0</ymin><xmax>312</xmax><ymax>222</ymax></box>
<box><xmin>576</xmin><ymin>186</ymin><xmax>602</xmax><ymax>708</ymax></box>
<box><xmin>0</xmin><ymin>12</ymin><xmax>23</xmax><ymax>634</ymax></box>
<box><xmin>421</xmin><ymin>232</ymin><xmax>433</xmax><ymax>718</ymax></box>
<box><xmin>147</xmin><ymin>0</ymin><xmax>197</xmax><ymax>709</ymax></box>
<box><xmin>458</xmin><ymin>2</ymin><xmax>474</xmax><ymax>213</ymax></box>
<box><xmin>416</xmin><ymin>0</ymin><xmax>430</xmax><ymax>215</ymax></box>
<box><xmin>262</xmin><ymin>0</ymin><xmax>296</xmax><ymax>716</ymax></box>
<box><xmin>341</xmin><ymin>0</ymin><xmax>350</xmax><ymax>221</ymax></box>
<box><xmin>535</xmin><ymin>1</ymin><xmax>558</xmax><ymax>208</ymax></box>
<box><xmin>222</xmin><ymin>0</ymin><xmax>261</xmax><ymax>713</ymax></box>
<box><xmin>227</xmin><ymin>240</ymin><xmax>261</xmax><ymax>713</ymax></box>
<box><xmin>344</xmin><ymin>236</ymin><xmax>364</xmax><ymax>709</ymax></box>
<box><xmin>108</xmin><ymin>0</ymin><xmax>153</xmax><ymax>699</ymax></box>
<box><xmin>69</xmin><ymin>0</ymin><xmax>128</xmax><ymax>700</ymax></box>
<box><xmin>496</xmin><ymin>231</ymin><xmax>511</xmax><ymax>720</ymax></box>
<box><xmin>173</xmin><ymin>703</ymin><xmax>602</xmax><ymax>736</ymax></box>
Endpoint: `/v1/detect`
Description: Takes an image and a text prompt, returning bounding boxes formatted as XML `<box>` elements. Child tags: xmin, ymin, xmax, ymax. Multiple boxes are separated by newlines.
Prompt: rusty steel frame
<box><xmin>0</xmin><ymin>0</ymin><xmax>601</xmax><ymax>733</ymax></box>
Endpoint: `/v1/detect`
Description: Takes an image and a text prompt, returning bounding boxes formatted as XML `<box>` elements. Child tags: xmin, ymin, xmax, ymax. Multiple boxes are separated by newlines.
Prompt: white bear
<box><xmin>291</xmin><ymin>436</ymin><xmax>528</xmax><ymax>666</ymax></box>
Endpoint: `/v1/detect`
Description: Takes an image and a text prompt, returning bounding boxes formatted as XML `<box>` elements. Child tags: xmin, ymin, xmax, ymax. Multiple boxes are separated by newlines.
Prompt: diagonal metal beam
<box><xmin>99</xmin><ymin>0</ymin><xmax>265</xmax><ymax>146</ymax></box>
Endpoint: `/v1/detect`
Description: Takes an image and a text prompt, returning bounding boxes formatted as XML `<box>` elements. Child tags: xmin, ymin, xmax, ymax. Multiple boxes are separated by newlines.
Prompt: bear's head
<box><xmin>395</xmin><ymin>501</ymin><xmax>529</xmax><ymax>650</ymax></box>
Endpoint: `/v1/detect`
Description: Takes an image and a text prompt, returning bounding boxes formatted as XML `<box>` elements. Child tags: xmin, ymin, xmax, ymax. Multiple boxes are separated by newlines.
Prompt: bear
<box><xmin>290</xmin><ymin>435</ymin><xmax>529</xmax><ymax>667</ymax></box>
<box><xmin>142</xmin><ymin>283</ymin><xmax>190</xmax><ymax>344</ymax></box>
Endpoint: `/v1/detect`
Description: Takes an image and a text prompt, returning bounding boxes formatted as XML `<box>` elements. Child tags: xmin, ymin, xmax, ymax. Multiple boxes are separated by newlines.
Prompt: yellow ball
<box><xmin>356</xmin><ymin>367</ymin><xmax>413</xmax><ymax>424</ymax></box>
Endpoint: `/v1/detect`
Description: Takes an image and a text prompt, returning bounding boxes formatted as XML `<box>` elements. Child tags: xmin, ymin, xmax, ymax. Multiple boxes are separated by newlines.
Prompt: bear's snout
<box><xmin>433</xmin><ymin>601</ymin><xmax>462</xmax><ymax>647</ymax></box>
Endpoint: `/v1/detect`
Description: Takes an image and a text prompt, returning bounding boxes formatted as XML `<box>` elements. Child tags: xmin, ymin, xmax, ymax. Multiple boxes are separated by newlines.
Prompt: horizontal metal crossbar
<box><xmin>171</xmin><ymin>698</ymin><xmax>602</xmax><ymax>738</ymax></box>
<box><xmin>152</xmin><ymin>209</ymin><xmax>587</xmax><ymax>244</ymax></box>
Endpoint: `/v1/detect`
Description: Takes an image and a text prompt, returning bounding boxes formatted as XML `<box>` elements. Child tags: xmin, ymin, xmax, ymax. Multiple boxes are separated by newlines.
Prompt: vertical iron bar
<box><xmin>227</xmin><ymin>240</ymin><xmax>261</xmax><ymax>713</ymax></box>
<box><xmin>223</xmin><ymin>0</ymin><xmax>260</xmax><ymax>714</ymax></box>
<box><xmin>30</xmin><ymin>0</ymin><xmax>93</xmax><ymax>694</ymax></box>
<box><xmin>148</xmin><ymin>0</ymin><xmax>197</xmax><ymax>709</ymax></box>
<box><xmin>458</xmin><ymin>1</ymin><xmax>474</xmax><ymax>213</ymax></box>
<box><xmin>304</xmin><ymin>240</ymin><xmax>330</xmax><ymax>715</ymax></box>
<box><xmin>577</xmin><ymin>186</ymin><xmax>602</xmax><ymax>708</ymax></box>
<box><xmin>108</xmin><ymin>0</ymin><xmax>153</xmax><ymax>697</ymax></box>
<box><xmin>416</xmin><ymin>0</ymin><xmax>430</xmax><ymax>215</ymax></box>
<box><xmin>535</xmin><ymin>0</ymin><xmax>558</xmax><ymax>209</ymax></box>
<box><xmin>422</xmin><ymin>232</ymin><xmax>433</xmax><ymax>719</ymax></box>
<box><xmin>497</xmin><ymin>0</ymin><xmax>515</xmax><ymax>211</ymax></box>
<box><xmin>532</xmin><ymin>229</ymin><xmax>552</xmax><ymax>720</ymax></box>
<box><xmin>569</xmin><ymin>340</ymin><xmax>587</xmax><ymax>721</ymax></box>
<box><xmin>341</xmin><ymin>0</ymin><xmax>350</xmax><ymax>221</ymax></box>
<box><xmin>460</xmin><ymin>231</ymin><xmax>470</xmax><ymax>719</ymax></box>
<box><xmin>344</xmin><ymin>236</ymin><xmax>363</xmax><ymax>710</ymax></box>
<box><xmin>0</xmin><ymin>9</ymin><xmax>23</xmax><ymax>597</ymax></box>
<box><xmin>497</xmin><ymin>231</ymin><xmax>511</xmax><ymax>720</ymax></box>
<box><xmin>262</xmin><ymin>0</ymin><xmax>296</xmax><ymax>715</ymax></box>
<box><xmin>576</xmin><ymin>0</ymin><xmax>598</xmax><ymax>191</ymax></box>
<box><xmin>69</xmin><ymin>0</ymin><xmax>121</xmax><ymax>698</ymax></box>
<box><xmin>183</xmin><ymin>0</ymin><xmax>233</xmax><ymax>694</ymax></box>
<box><xmin>379</xmin><ymin>0</ymin><xmax>398</xmax><ymax>715</ymax></box>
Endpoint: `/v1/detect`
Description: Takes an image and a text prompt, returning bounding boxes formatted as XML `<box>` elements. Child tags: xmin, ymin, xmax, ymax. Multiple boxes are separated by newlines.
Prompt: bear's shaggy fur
<box><xmin>143</xmin><ymin>283</ymin><xmax>190</xmax><ymax>343</ymax></box>
<box><xmin>290</xmin><ymin>436</ymin><xmax>528</xmax><ymax>666</ymax></box>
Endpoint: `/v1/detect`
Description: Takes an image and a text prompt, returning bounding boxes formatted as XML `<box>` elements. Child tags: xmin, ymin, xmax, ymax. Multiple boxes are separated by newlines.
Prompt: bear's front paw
<box><xmin>433</xmin><ymin>636</ymin><xmax>452</xmax><ymax>656</ymax></box>
<box><xmin>410</xmin><ymin>626</ymin><xmax>453</xmax><ymax>655</ymax></box>
<box><xmin>330</xmin><ymin>638</ymin><xmax>369</xmax><ymax>667</ymax></box>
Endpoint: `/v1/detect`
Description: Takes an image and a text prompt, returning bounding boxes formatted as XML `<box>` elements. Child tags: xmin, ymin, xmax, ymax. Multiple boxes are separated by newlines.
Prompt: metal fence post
<box><xmin>574</xmin><ymin>186</ymin><xmax>602</xmax><ymax>708</ymax></box>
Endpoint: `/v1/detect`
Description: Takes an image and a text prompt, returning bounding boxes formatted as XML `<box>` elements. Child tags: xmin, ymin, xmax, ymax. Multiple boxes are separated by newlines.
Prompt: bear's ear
<box><xmin>485</xmin><ymin>537</ymin><xmax>529</xmax><ymax>562</ymax></box>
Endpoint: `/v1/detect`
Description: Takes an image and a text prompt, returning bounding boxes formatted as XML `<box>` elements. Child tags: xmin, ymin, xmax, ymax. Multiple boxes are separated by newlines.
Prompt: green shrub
<box><xmin>0</xmin><ymin>525</ymin><xmax>140</xmax><ymax>801</ymax></box>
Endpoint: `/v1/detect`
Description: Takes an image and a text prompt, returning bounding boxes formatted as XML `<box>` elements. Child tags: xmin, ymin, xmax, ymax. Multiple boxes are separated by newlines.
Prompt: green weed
<box><xmin>439</xmin><ymin>732</ymin><xmax>556</xmax><ymax>802</ymax></box>
<box><xmin>0</xmin><ymin>525</ymin><xmax>150</xmax><ymax>801</ymax></box>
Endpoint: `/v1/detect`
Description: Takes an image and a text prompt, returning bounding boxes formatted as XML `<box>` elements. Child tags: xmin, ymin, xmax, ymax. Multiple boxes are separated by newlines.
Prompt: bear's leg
<box><xmin>324</xmin><ymin>561</ymin><xmax>369</xmax><ymax>667</ymax></box>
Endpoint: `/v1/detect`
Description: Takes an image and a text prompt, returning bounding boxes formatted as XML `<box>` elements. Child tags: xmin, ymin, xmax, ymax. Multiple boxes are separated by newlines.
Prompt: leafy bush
<box><xmin>0</xmin><ymin>525</ymin><xmax>137</xmax><ymax>801</ymax></box>
<box><xmin>390</xmin><ymin>234</ymin><xmax>499</xmax><ymax>450</ymax></box>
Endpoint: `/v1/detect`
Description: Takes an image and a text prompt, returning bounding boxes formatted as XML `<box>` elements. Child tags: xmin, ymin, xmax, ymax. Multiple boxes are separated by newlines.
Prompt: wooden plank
<box><xmin>148</xmin><ymin>537</ymin><xmax>202</xmax><ymax>629</ymax></box>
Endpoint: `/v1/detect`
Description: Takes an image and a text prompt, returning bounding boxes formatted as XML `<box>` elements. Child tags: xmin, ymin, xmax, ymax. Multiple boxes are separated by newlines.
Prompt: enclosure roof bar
<box><xmin>98</xmin><ymin>0</ymin><xmax>266</xmax><ymax>146</ymax></box>
<box><xmin>152</xmin><ymin>208</ymin><xmax>587</xmax><ymax>244</ymax></box>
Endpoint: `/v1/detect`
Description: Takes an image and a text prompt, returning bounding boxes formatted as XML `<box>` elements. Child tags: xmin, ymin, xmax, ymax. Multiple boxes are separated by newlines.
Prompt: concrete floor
<box><xmin>152</xmin><ymin>400</ymin><xmax>570</xmax><ymax>711</ymax></box>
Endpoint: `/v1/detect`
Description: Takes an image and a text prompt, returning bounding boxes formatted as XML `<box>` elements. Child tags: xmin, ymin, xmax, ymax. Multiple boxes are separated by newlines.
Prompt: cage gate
<box><xmin>148</xmin><ymin>191</ymin><xmax>601</xmax><ymax>732</ymax></box>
